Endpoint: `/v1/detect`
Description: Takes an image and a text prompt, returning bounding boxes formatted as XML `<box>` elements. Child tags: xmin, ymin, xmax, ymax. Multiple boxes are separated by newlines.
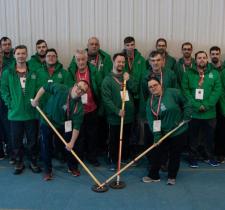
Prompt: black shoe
<box><xmin>0</xmin><ymin>153</ymin><xmax>5</xmax><ymax>160</ymax></box>
<box><xmin>9</xmin><ymin>157</ymin><xmax>16</xmax><ymax>165</ymax></box>
<box><xmin>29</xmin><ymin>163</ymin><xmax>42</xmax><ymax>173</ymax></box>
<box><xmin>14</xmin><ymin>164</ymin><xmax>25</xmax><ymax>175</ymax></box>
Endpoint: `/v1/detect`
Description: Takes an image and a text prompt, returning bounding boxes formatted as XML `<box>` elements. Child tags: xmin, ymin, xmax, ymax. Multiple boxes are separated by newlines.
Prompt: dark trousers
<box><xmin>108</xmin><ymin>123</ymin><xmax>132</xmax><ymax>164</ymax></box>
<box><xmin>40</xmin><ymin>123</ymin><xmax>82</xmax><ymax>173</ymax></box>
<box><xmin>79</xmin><ymin>110</ymin><xmax>98</xmax><ymax>162</ymax></box>
<box><xmin>10</xmin><ymin>119</ymin><xmax>39</xmax><ymax>163</ymax></box>
<box><xmin>189</xmin><ymin>118</ymin><xmax>216</xmax><ymax>161</ymax></box>
<box><xmin>215</xmin><ymin>114</ymin><xmax>225</xmax><ymax>156</ymax></box>
<box><xmin>148</xmin><ymin>132</ymin><xmax>186</xmax><ymax>179</ymax></box>
<box><xmin>97</xmin><ymin>115</ymin><xmax>109</xmax><ymax>153</ymax></box>
<box><xmin>0</xmin><ymin>99</ymin><xmax>12</xmax><ymax>155</ymax></box>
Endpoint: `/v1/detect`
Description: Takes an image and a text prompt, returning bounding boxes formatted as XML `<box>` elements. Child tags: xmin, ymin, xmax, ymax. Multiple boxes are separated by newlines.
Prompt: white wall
<box><xmin>1</xmin><ymin>0</ymin><xmax>225</xmax><ymax>67</ymax></box>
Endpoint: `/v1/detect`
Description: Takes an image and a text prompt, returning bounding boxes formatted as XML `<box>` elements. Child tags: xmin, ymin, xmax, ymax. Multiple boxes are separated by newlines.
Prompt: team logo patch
<box><xmin>161</xmin><ymin>103</ymin><xmax>167</xmax><ymax>111</ymax></box>
<box><xmin>31</xmin><ymin>74</ymin><xmax>36</xmax><ymax>79</ymax></box>
<box><xmin>138</xmin><ymin>60</ymin><xmax>141</xmax><ymax>64</ymax></box>
<box><xmin>58</xmin><ymin>72</ymin><xmax>62</xmax><ymax>78</ymax></box>
<box><xmin>62</xmin><ymin>104</ymin><xmax>67</xmax><ymax>111</ymax></box>
<box><xmin>208</xmin><ymin>73</ymin><xmax>213</xmax><ymax>79</ymax></box>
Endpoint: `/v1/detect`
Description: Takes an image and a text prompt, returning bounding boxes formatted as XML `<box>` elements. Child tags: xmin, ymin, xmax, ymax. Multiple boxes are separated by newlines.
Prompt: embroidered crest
<box><xmin>161</xmin><ymin>103</ymin><xmax>167</xmax><ymax>111</ymax></box>
<box><xmin>58</xmin><ymin>72</ymin><xmax>62</xmax><ymax>78</ymax></box>
<box><xmin>208</xmin><ymin>73</ymin><xmax>213</xmax><ymax>79</ymax></box>
<box><xmin>62</xmin><ymin>104</ymin><xmax>67</xmax><ymax>111</ymax></box>
<box><xmin>31</xmin><ymin>74</ymin><xmax>36</xmax><ymax>79</ymax></box>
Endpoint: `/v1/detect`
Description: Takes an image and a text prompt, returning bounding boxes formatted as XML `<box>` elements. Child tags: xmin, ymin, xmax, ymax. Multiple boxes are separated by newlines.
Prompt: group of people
<box><xmin>0</xmin><ymin>35</ymin><xmax>225</xmax><ymax>185</ymax></box>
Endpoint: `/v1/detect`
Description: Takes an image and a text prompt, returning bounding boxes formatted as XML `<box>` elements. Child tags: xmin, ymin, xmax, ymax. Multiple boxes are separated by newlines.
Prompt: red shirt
<box><xmin>76</xmin><ymin>67</ymin><xmax>97</xmax><ymax>113</ymax></box>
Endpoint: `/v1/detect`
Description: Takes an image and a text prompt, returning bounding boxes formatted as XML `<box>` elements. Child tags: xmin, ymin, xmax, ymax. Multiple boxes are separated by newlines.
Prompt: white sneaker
<box><xmin>142</xmin><ymin>176</ymin><xmax>160</xmax><ymax>183</ymax></box>
<box><xmin>167</xmin><ymin>178</ymin><xmax>176</xmax><ymax>185</ymax></box>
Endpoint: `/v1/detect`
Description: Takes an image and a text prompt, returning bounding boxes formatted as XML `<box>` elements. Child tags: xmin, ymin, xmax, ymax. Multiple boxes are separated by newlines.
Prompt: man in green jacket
<box><xmin>122</xmin><ymin>36</ymin><xmax>146</xmax><ymax>157</ymax></box>
<box><xmin>68</xmin><ymin>49</ymin><xmax>100</xmax><ymax>167</ymax></box>
<box><xmin>146</xmin><ymin>38</ymin><xmax>176</xmax><ymax>71</ymax></box>
<box><xmin>31</xmin><ymin>80</ymin><xmax>89</xmax><ymax>181</ymax></box>
<box><xmin>102</xmin><ymin>52</ymin><xmax>136</xmax><ymax>170</ymax></box>
<box><xmin>0</xmin><ymin>37</ymin><xmax>15</xmax><ymax>163</ymax></box>
<box><xmin>0</xmin><ymin>37</ymin><xmax>15</xmax><ymax>71</ymax></box>
<box><xmin>28</xmin><ymin>39</ymin><xmax>48</xmax><ymax>72</ymax></box>
<box><xmin>174</xmin><ymin>42</ymin><xmax>195</xmax><ymax>88</ymax></box>
<box><xmin>86</xmin><ymin>37</ymin><xmax>113</xmax><ymax>152</ymax></box>
<box><xmin>1</xmin><ymin>45</ymin><xmax>41</xmax><ymax>175</ymax></box>
<box><xmin>209</xmin><ymin>46</ymin><xmax>225</xmax><ymax>163</ymax></box>
<box><xmin>182</xmin><ymin>51</ymin><xmax>222</xmax><ymax>168</ymax></box>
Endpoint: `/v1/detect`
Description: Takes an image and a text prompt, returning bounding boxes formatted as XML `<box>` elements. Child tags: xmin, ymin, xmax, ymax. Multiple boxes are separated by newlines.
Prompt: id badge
<box><xmin>81</xmin><ymin>93</ymin><xmax>88</xmax><ymax>104</ymax></box>
<box><xmin>120</xmin><ymin>90</ymin><xmax>129</xmax><ymax>101</ymax></box>
<box><xmin>153</xmin><ymin>120</ymin><xmax>161</xmax><ymax>132</ymax></box>
<box><xmin>48</xmin><ymin>79</ymin><xmax>53</xmax><ymax>83</ymax></box>
<box><xmin>65</xmin><ymin>120</ymin><xmax>72</xmax><ymax>133</ymax></box>
<box><xmin>195</xmin><ymin>89</ymin><xmax>204</xmax><ymax>100</ymax></box>
<box><xmin>20</xmin><ymin>77</ymin><xmax>26</xmax><ymax>89</ymax></box>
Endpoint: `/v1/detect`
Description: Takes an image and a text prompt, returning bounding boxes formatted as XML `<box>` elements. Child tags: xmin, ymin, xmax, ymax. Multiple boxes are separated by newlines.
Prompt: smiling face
<box><xmin>148</xmin><ymin>79</ymin><xmax>162</xmax><ymax>96</ymax></box>
<box><xmin>14</xmin><ymin>48</ymin><xmax>27</xmax><ymax>65</ymax></box>
<box><xmin>71</xmin><ymin>80</ymin><xmax>89</xmax><ymax>99</ymax></box>
<box><xmin>113</xmin><ymin>55</ymin><xmax>125</xmax><ymax>72</ymax></box>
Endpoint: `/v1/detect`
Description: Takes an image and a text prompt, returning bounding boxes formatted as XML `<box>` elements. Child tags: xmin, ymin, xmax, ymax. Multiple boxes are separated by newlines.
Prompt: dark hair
<box><xmin>195</xmin><ymin>51</ymin><xmax>207</xmax><ymax>60</ymax></box>
<box><xmin>182</xmin><ymin>42</ymin><xmax>193</xmax><ymax>49</ymax></box>
<box><xmin>147</xmin><ymin>75</ymin><xmax>161</xmax><ymax>84</ymax></box>
<box><xmin>0</xmin><ymin>37</ymin><xmax>11</xmax><ymax>45</ymax></box>
<box><xmin>148</xmin><ymin>50</ymin><xmax>162</xmax><ymax>59</ymax></box>
<box><xmin>46</xmin><ymin>48</ymin><xmax>58</xmax><ymax>57</ymax></box>
<box><xmin>113</xmin><ymin>52</ymin><xmax>125</xmax><ymax>61</ymax></box>
<box><xmin>13</xmin><ymin>45</ymin><xmax>27</xmax><ymax>54</ymax></box>
<box><xmin>36</xmin><ymin>39</ymin><xmax>47</xmax><ymax>46</ymax></box>
<box><xmin>156</xmin><ymin>38</ymin><xmax>167</xmax><ymax>47</ymax></box>
<box><xmin>124</xmin><ymin>36</ymin><xmax>135</xmax><ymax>44</ymax></box>
<box><xmin>210</xmin><ymin>46</ymin><xmax>221</xmax><ymax>53</ymax></box>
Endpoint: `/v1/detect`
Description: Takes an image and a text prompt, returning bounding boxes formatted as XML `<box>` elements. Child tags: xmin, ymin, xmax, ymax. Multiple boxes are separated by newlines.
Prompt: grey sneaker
<box><xmin>167</xmin><ymin>178</ymin><xmax>176</xmax><ymax>185</ymax></box>
<box><xmin>142</xmin><ymin>176</ymin><xmax>160</xmax><ymax>183</ymax></box>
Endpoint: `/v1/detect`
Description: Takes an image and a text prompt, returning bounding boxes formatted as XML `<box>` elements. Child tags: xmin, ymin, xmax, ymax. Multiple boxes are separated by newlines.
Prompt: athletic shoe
<box><xmin>142</xmin><ymin>176</ymin><xmax>160</xmax><ymax>183</ymax></box>
<box><xmin>44</xmin><ymin>172</ymin><xmax>53</xmax><ymax>181</ymax></box>
<box><xmin>14</xmin><ymin>163</ymin><xmax>25</xmax><ymax>175</ymax></box>
<box><xmin>68</xmin><ymin>168</ymin><xmax>81</xmax><ymax>177</ymax></box>
<box><xmin>167</xmin><ymin>178</ymin><xmax>176</xmax><ymax>185</ymax></box>
<box><xmin>205</xmin><ymin>160</ymin><xmax>220</xmax><ymax>167</ymax></box>
<box><xmin>189</xmin><ymin>160</ymin><xmax>199</xmax><ymax>168</ymax></box>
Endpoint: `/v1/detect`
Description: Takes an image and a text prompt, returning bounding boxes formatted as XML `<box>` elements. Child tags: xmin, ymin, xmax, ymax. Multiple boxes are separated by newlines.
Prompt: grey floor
<box><xmin>0</xmin><ymin>157</ymin><xmax>225</xmax><ymax>210</ymax></box>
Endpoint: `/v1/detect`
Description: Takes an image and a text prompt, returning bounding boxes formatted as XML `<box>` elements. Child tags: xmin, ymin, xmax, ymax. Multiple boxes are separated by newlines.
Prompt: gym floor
<box><xmin>0</xmin><ymin>157</ymin><xmax>225</xmax><ymax>210</ymax></box>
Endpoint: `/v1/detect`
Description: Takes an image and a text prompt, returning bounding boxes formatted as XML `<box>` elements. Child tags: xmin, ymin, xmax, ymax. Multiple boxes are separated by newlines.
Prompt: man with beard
<box><xmin>86</xmin><ymin>37</ymin><xmax>113</xmax><ymax>153</ymax></box>
<box><xmin>122</xmin><ymin>36</ymin><xmax>146</xmax><ymax>158</ymax></box>
<box><xmin>146</xmin><ymin>38</ymin><xmax>176</xmax><ymax>71</ymax></box>
<box><xmin>28</xmin><ymin>39</ymin><xmax>48</xmax><ymax>72</ymax></box>
<box><xmin>0</xmin><ymin>37</ymin><xmax>15</xmax><ymax>71</ymax></box>
<box><xmin>0</xmin><ymin>37</ymin><xmax>14</xmax><ymax>162</ymax></box>
<box><xmin>102</xmin><ymin>53</ymin><xmax>136</xmax><ymax>170</ymax></box>
<box><xmin>31</xmin><ymin>80</ymin><xmax>89</xmax><ymax>180</ymax></box>
<box><xmin>174</xmin><ymin>42</ymin><xmax>195</xmax><ymax>88</ymax></box>
<box><xmin>209</xmin><ymin>46</ymin><xmax>225</xmax><ymax>163</ymax></box>
<box><xmin>182</xmin><ymin>51</ymin><xmax>222</xmax><ymax>168</ymax></box>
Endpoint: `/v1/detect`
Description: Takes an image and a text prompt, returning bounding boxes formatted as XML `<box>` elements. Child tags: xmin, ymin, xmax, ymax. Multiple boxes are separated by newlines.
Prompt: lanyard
<box><xmin>77</xmin><ymin>67</ymin><xmax>88</xmax><ymax>81</ymax></box>
<box><xmin>128</xmin><ymin>57</ymin><xmax>134</xmax><ymax>71</ymax></box>
<box><xmin>66</xmin><ymin>91</ymin><xmax>78</xmax><ymax>119</ymax></box>
<box><xmin>113</xmin><ymin>76</ymin><xmax>123</xmax><ymax>89</ymax></box>
<box><xmin>182</xmin><ymin>63</ymin><xmax>192</xmax><ymax>72</ymax></box>
<box><xmin>150</xmin><ymin>94</ymin><xmax>162</xmax><ymax>120</ymax></box>
<box><xmin>198</xmin><ymin>71</ymin><xmax>204</xmax><ymax>87</ymax></box>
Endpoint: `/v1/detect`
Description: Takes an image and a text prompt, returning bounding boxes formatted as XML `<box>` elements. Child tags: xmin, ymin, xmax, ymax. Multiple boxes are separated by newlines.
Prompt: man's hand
<box><xmin>66</xmin><ymin>141</ymin><xmax>74</xmax><ymax>151</ymax></box>
<box><xmin>119</xmin><ymin>109</ymin><xmax>125</xmax><ymax>117</ymax></box>
<box><xmin>123</xmin><ymin>72</ymin><xmax>130</xmax><ymax>81</ymax></box>
<box><xmin>31</xmin><ymin>99</ymin><xmax>39</xmax><ymax>107</ymax></box>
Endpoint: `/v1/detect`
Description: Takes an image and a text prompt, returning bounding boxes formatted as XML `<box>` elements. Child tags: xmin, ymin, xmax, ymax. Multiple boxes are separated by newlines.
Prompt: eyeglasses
<box><xmin>148</xmin><ymin>83</ymin><xmax>159</xmax><ymax>89</ymax></box>
<box><xmin>182</xmin><ymin>48</ymin><xmax>192</xmax><ymax>51</ymax></box>
<box><xmin>76</xmin><ymin>84</ymin><xmax>87</xmax><ymax>94</ymax></box>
